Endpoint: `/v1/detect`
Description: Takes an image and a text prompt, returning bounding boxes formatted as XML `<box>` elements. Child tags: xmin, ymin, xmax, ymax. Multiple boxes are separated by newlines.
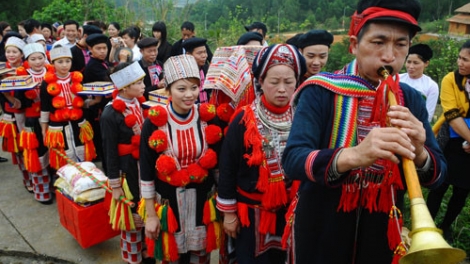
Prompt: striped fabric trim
<box><xmin>329</xmin><ymin>94</ymin><xmax>359</xmax><ymax>148</ymax></box>
<box><xmin>216</xmin><ymin>196</ymin><xmax>237</xmax><ymax>212</ymax></box>
<box><xmin>305</xmin><ymin>150</ymin><xmax>320</xmax><ymax>182</ymax></box>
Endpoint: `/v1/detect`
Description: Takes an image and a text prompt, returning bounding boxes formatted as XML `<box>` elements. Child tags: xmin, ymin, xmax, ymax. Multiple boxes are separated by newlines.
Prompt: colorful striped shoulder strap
<box><xmin>293</xmin><ymin>73</ymin><xmax>376</xmax><ymax>148</ymax></box>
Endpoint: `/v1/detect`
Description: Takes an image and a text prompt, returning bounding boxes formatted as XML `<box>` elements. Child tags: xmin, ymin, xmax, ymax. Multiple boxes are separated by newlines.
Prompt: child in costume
<box><xmin>39</xmin><ymin>45</ymin><xmax>96</xmax><ymax>170</ymax></box>
<box><xmin>102</xmin><ymin>61</ymin><xmax>149</xmax><ymax>264</ymax></box>
<box><xmin>0</xmin><ymin>36</ymin><xmax>29</xmax><ymax>191</ymax></box>
<box><xmin>16</xmin><ymin>43</ymin><xmax>53</xmax><ymax>203</ymax></box>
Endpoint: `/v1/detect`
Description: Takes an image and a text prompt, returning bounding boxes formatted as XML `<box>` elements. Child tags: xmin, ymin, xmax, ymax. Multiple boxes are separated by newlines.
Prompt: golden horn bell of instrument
<box><xmin>399</xmin><ymin>198</ymin><xmax>467</xmax><ymax>264</ymax></box>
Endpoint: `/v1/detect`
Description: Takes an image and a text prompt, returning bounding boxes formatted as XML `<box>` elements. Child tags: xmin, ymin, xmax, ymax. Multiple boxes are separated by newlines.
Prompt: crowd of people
<box><xmin>0</xmin><ymin>0</ymin><xmax>468</xmax><ymax>263</ymax></box>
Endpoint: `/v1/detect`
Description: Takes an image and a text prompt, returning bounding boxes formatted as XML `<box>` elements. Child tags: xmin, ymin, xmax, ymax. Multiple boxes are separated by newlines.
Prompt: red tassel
<box><xmin>256</xmin><ymin>162</ymin><xmax>269</xmax><ymax>192</ymax></box>
<box><xmin>282</xmin><ymin>195</ymin><xmax>299</xmax><ymax>249</ymax></box>
<box><xmin>166</xmin><ymin>206</ymin><xmax>178</xmax><ymax>233</ymax></box>
<box><xmin>206</xmin><ymin>223</ymin><xmax>216</xmax><ymax>252</ymax></box>
<box><xmin>261</xmin><ymin>176</ymin><xmax>287</xmax><ymax>210</ymax></box>
<box><xmin>387</xmin><ymin>206</ymin><xmax>403</xmax><ymax>250</ymax></box>
<box><xmin>237</xmin><ymin>202</ymin><xmax>250</xmax><ymax>227</ymax></box>
<box><xmin>203</xmin><ymin>199</ymin><xmax>211</xmax><ymax>225</ymax></box>
<box><xmin>392</xmin><ymin>242</ymin><xmax>406</xmax><ymax>264</ymax></box>
<box><xmin>362</xmin><ymin>184</ymin><xmax>379</xmax><ymax>213</ymax></box>
<box><xmin>145</xmin><ymin>237</ymin><xmax>155</xmax><ymax>258</ymax></box>
<box><xmin>259</xmin><ymin>210</ymin><xmax>276</xmax><ymax>235</ymax></box>
<box><xmin>166</xmin><ymin>233</ymin><xmax>179</xmax><ymax>262</ymax></box>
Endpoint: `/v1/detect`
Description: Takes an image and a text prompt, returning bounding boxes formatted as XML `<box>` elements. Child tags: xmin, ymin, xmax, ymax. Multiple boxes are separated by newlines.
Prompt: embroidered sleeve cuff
<box><xmin>216</xmin><ymin>196</ymin><xmax>237</xmax><ymax>212</ymax></box>
<box><xmin>305</xmin><ymin>150</ymin><xmax>320</xmax><ymax>182</ymax></box>
<box><xmin>416</xmin><ymin>149</ymin><xmax>431</xmax><ymax>172</ymax></box>
<box><xmin>40</xmin><ymin>111</ymin><xmax>50</xmax><ymax>123</ymax></box>
<box><xmin>108</xmin><ymin>178</ymin><xmax>121</xmax><ymax>189</ymax></box>
<box><xmin>444</xmin><ymin>108</ymin><xmax>461</xmax><ymax>122</ymax></box>
<box><xmin>140</xmin><ymin>180</ymin><xmax>155</xmax><ymax>199</ymax></box>
<box><xmin>327</xmin><ymin>148</ymin><xmax>346</xmax><ymax>182</ymax></box>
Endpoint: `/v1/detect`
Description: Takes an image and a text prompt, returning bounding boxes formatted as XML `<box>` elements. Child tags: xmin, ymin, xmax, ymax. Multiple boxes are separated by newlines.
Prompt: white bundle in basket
<box><xmin>55</xmin><ymin>162</ymin><xmax>108</xmax><ymax>202</ymax></box>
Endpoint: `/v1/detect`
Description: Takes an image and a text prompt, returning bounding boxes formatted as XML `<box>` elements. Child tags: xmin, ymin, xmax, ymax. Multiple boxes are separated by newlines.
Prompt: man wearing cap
<box><xmin>297</xmin><ymin>29</ymin><xmax>334</xmax><ymax>82</ymax></box>
<box><xmin>236</xmin><ymin>31</ymin><xmax>263</xmax><ymax>46</ymax></box>
<box><xmin>82</xmin><ymin>33</ymin><xmax>111</xmax><ymax>168</ymax></box>
<box><xmin>245</xmin><ymin>22</ymin><xmax>268</xmax><ymax>46</ymax></box>
<box><xmin>136</xmin><ymin>37</ymin><xmax>164</xmax><ymax>100</ymax></box>
<box><xmin>182</xmin><ymin>37</ymin><xmax>210</xmax><ymax>103</ymax></box>
<box><xmin>282</xmin><ymin>0</ymin><xmax>445</xmax><ymax>263</ymax></box>
<box><xmin>399</xmin><ymin>44</ymin><xmax>438</xmax><ymax>122</ymax></box>
<box><xmin>70</xmin><ymin>25</ymin><xmax>103</xmax><ymax>72</ymax></box>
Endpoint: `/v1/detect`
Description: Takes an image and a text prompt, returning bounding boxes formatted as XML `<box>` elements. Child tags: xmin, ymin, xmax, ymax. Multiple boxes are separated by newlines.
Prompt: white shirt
<box><xmin>52</xmin><ymin>37</ymin><xmax>76</xmax><ymax>49</ymax></box>
<box><xmin>131</xmin><ymin>45</ymin><xmax>142</xmax><ymax>62</ymax></box>
<box><xmin>399</xmin><ymin>73</ymin><xmax>439</xmax><ymax>122</ymax></box>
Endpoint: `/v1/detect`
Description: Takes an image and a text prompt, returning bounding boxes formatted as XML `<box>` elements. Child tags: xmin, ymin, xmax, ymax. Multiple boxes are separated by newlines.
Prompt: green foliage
<box><xmin>324</xmin><ymin>36</ymin><xmax>354</xmax><ymax>73</ymax></box>
<box><xmin>32</xmin><ymin>0</ymin><xmax>126</xmax><ymax>24</ymax></box>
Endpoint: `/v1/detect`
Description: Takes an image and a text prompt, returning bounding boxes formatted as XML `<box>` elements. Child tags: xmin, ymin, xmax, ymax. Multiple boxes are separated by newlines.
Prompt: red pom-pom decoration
<box><xmin>22</xmin><ymin>61</ymin><xmax>30</xmax><ymax>69</ymax></box>
<box><xmin>16</xmin><ymin>66</ymin><xmax>28</xmax><ymax>76</ymax></box>
<box><xmin>156</xmin><ymin>155</ymin><xmax>177</xmax><ymax>176</ymax></box>
<box><xmin>61</xmin><ymin>108</ymin><xmax>70</xmax><ymax>120</ymax></box>
<box><xmin>112</xmin><ymin>89</ymin><xmax>119</xmax><ymax>99</ymax></box>
<box><xmin>199</xmin><ymin>148</ymin><xmax>217</xmax><ymax>169</ymax></box>
<box><xmin>72</xmin><ymin>97</ymin><xmax>84</xmax><ymax>108</ymax></box>
<box><xmin>216</xmin><ymin>103</ymin><xmax>235</xmax><ymax>122</ymax></box>
<box><xmin>69</xmin><ymin>108</ymin><xmax>83</xmax><ymax>121</ymax></box>
<box><xmin>148</xmin><ymin>130</ymin><xmax>168</xmax><ymax>153</ymax></box>
<box><xmin>187</xmin><ymin>163</ymin><xmax>208</xmax><ymax>183</ymax></box>
<box><xmin>148</xmin><ymin>106</ymin><xmax>168</xmax><ymax>127</ymax></box>
<box><xmin>47</xmin><ymin>83</ymin><xmax>61</xmax><ymax>96</ymax></box>
<box><xmin>112</xmin><ymin>99</ymin><xmax>126</xmax><ymax>113</ymax></box>
<box><xmin>71</xmin><ymin>71</ymin><xmax>83</xmax><ymax>83</ymax></box>
<box><xmin>124</xmin><ymin>114</ymin><xmax>137</xmax><ymax>128</ymax></box>
<box><xmin>24</xmin><ymin>90</ymin><xmax>37</xmax><ymax>100</ymax></box>
<box><xmin>131</xmin><ymin>135</ymin><xmax>141</xmax><ymax>146</ymax></box>
<box><xmin>45</xmin><ymin>64</ymin><xmax>54</xmax><ymax>73</ymax></box>
<box><xmin>71</xmin><ymin>83</ymin><xmax>83</xmax><ymax>94</ymax></box>
<box><xmin>205</xmin><ymin>125</ymin><xmax>222</xmax><ymax>145</ymax></box>
<box><xmin>137</xmin><ymin>96</ymin><xmax>146</xmax><ymax>104</ymax></box>
<box><xmin>199</xmin><ymin>103</ymin><xmax>216</xmax><ymax>122</ymax></box>
<box><xmin>143</xmin><ymin>109</ymin><xmax>149</xmax><ymax>119</ymax></box>
<box><xmin>44</xmin><ymin>72</ymin><xmax>58</xmax><ymax>83</ymax></box>
<box><xmin>173</xmin><ymin>169</ymin><xmax>190</xmax><ymax>186</ymax></box>
<box><xmin>52</xmin><ymin>96</ymin><xmax>66</xmax><ymax>109</ymax></box>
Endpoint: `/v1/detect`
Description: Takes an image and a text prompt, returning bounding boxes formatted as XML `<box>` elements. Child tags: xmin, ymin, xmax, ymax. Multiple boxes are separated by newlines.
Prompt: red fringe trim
<box><xmin>0</xmin><ymin>122</ymin><xmax>19</xmax><ymax>153</ymax></box>
<box><xmin>237</xmin><ymin>202</ymin><xmax>250</xmax><ymax>227</ymax></box>
<box><xmin>259</xmin><ymin>210</ymin><xmax>276</xmax><ymax>235</ymax></box>
<box><xmin>19</xmin><ymin>130</ymin><xmax>41</xmax><ymax>173</ymax></box>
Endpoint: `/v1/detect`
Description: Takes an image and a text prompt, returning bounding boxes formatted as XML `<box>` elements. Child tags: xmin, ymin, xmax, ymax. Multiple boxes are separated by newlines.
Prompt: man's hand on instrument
<box><xmin>387</xmin><ymin>105</ymin><xmax>427</xmax><ymax>166</ymax></box>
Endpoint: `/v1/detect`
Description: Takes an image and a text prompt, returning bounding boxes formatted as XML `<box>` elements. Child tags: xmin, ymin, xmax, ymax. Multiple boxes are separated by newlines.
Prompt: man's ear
<box><xmin>349</xmin><ymin>35</ymin><xmax>358</xmax><ymax>55</ymax></box>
